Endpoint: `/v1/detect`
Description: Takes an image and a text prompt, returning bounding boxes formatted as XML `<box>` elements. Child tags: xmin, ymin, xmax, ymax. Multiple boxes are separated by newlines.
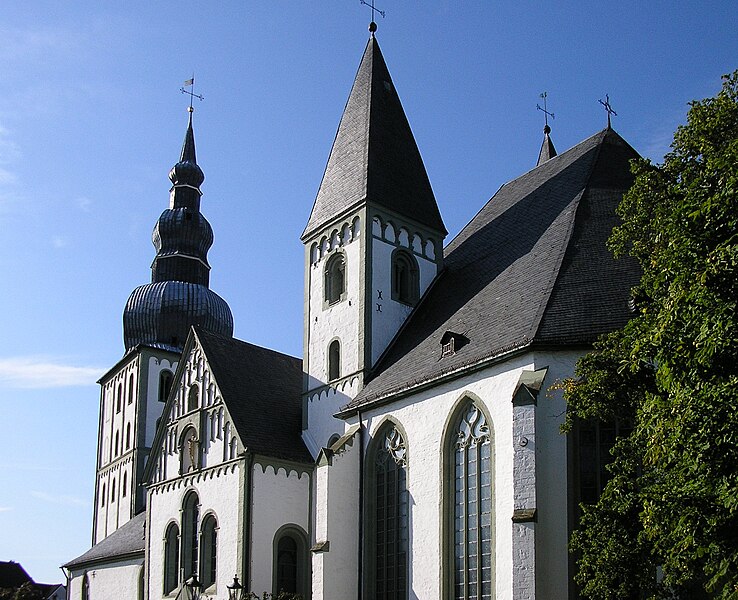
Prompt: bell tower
<box><xmin>301</xmin><ymin>30</ymin><xmax>446</xmax><ymax>455</ymax></box>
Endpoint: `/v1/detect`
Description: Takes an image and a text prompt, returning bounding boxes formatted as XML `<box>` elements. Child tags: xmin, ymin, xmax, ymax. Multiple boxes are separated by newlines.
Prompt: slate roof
<box><xmin>194</xmin><ymin>329</ymin><xmax>313</xmax><ymax>464</ymax></box>
<box><xmin>343</xmin><ymin>128</ymin><xmax>641</xmax><ymax>412</ymax></box>
<box><xmin>64</xmin><ymin>512</ymin><xmax>146</xmax><ymax>569</ymax></box>
<box><xmin>0</xmin><ymin>561</ymin><xmax>33</xmax><ymax>588</ymax></box>
<box><xmin>302</xmin><ymin>35</ymin><xmax>446</xmax><ymax>239</ymax></box>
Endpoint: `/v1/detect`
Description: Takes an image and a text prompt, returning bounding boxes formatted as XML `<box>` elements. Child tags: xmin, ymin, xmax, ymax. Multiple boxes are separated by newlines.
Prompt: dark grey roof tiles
<box><xmin>303</xmin><ymin>36</ymin><xmax>445</xmax><ymax>239</ymax></box>
<box><xmin>344</xmin><ymin>129</ymin><xmax>640</xmax><ymax>411</ymax></box>
<box><xmin>64</xmin><ymin>512</ymin><xmax>146</xmax><ymax>568</ymax></box>
<box><xmin>195</xmin><ymin>329</ymin><xmax>313</xmax><ymax>464</ymax></box>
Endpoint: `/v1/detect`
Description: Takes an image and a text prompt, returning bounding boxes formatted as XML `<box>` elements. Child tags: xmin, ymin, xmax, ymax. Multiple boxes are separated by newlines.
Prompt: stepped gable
<box><xmin>64</xmin><ymin>512</ymin><xmax>146</xmax><ymax>568</ymax></box>
<box><xmin>194</xmin><ymin>329</ymin><xmax>313</xmax><ymax>464</ymax></box>
<box><xmin>343</xmin><ymin>128</ymin><xmax>641</xmax><ymax>411</ymax></box>
<box><xmin>303</xmin><ymin>35</ymin><xmax>445</xmax><ymax>239</ymax></box>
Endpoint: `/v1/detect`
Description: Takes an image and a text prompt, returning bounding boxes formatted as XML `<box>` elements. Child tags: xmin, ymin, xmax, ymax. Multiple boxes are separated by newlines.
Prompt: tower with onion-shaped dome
<box><xmin>91</xmin><ymin>107</ymin><xmax>233</xmax><ymax>543</ymax></box>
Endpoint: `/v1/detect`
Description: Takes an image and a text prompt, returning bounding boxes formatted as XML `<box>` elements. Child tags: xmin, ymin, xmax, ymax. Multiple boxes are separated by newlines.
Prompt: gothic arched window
<box><xmin>164</xmin><ymin>522</ymin><xmax>180</xmax><ymax>595</ymax></box>
<box><xmin>328</xmin><ymin>340</ymin><xmax>341</xmax><ymax>381</ymax></box>
<box><xmin>368</xmin><ymin>423</ymin><xmax>409</xmax><ymax>600</ymax></box>
<box><xmin>159</xmin><ymin>370</ymin><xmax>173</xmax><ymax>403</ymax></box>
<box><xmin>392</xmin><ymin>249</ymin><xmax>420</xmax><ymax>305</ymax></box>
<box><xmin>200</xmin><ymin>514</ymin><xmax>218</xmax><ymax>589</ymax></box>
<box><xmin>446</xmin><ymin>401</ymin><xmax>494</xmax><ymax>600</ymax></box>
<box><xmin>181</xmin><ymin>492</ymin><xmax>200</xmax><ymax>582</ymax></box>
<box><xmin>273</xmin><ymin>527</ymin><xmax>308</xmax><ymax>597</ymax></box>
<box><xmin>324</xmin><ymin>252</ymin><xmax>346</xmax><ymax>305</ymax></box>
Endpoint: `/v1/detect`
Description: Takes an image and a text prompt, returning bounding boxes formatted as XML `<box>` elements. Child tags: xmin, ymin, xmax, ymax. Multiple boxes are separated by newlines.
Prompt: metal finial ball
<box><xmin>187</xmin><ymin>105</ymin><xmax>194</xmax><ymax>113</ymax></box>
<box><xmin>543</xmin><ymin>124</ymin><xmax>551</xmax><ymax>134</ymax></box>
<box><xmin>369</xmin><ymin>21</ymin><xmax>377</xmax><ymax>33</ymax></box>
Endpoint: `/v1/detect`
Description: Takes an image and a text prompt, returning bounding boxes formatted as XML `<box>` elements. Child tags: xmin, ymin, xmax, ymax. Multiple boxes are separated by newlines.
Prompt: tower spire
<box><xmin>536</xmin><ymin>92</ymin><xmax>557</xmax><ymax>165</ymax></box>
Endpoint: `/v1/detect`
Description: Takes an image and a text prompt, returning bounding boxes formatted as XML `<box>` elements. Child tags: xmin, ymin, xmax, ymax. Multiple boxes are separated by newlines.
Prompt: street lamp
<box><xmin>185</xmin><ymin>574</ymin><xmax>202</xmax><ymax>600</ymax></box>
<box><xmin>227</xmin><ymin>575</ymin><xmax>244</xmax><ymax>600</ymax></box>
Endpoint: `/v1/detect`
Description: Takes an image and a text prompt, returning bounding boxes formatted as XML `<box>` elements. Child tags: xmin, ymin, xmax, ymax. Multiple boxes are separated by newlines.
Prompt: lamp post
<box><xmin>185</xmin><ymin>574</ymin><xmax>202</xmax><ymax>600</ymax></box>
<box><xmin>227</xmin><ymin>575</ymin><xmax>244</xmax><ymax>600</ymax></box>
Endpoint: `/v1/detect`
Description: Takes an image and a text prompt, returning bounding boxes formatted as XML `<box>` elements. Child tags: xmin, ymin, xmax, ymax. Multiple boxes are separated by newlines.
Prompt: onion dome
<box><xmin>123</xmin><ymin>109</ymin><xmax>233</xmax><ymax>352</ymax></box>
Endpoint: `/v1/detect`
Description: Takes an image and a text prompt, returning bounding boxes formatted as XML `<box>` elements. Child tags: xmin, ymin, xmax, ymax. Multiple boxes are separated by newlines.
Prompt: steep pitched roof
<box><xmin>64</xmin><ymin>512</ymin><xmax>146</xmax><ymax>569</ymax></box>
<box><xmin>343</xmin><ymin>128</ymin><xmax>640</xmax><ymax>412</ymax></box>
<box><xmin>302</xmin><ymin>35</ymin><xmax>446</xmax><ymax>239</ymax></box>
<box><xmin>194</xmin><ymin>329</ymin><xmax>312</xmax><ymax>464</ymax></box>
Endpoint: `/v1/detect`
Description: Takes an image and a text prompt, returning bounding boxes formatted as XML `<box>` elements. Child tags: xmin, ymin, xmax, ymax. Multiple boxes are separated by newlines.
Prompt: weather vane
<box><xmin>180</xmin><ymin>76</ymin><xmax>204</xmax><ymax>112</ymax></box>
<box><xmin>536</xmin><ymin>92</ymin><xmax>555</xmax><ymax>131</ymax></box>
<box><xmin>598</xmin><ymin>94</ymin><xmax>617</xmax><ymax>128</ymax></box>
<box><xmin>360</xmin><ymin>0</ymin><xmax>385</xmax><ymax>32</ymax></box>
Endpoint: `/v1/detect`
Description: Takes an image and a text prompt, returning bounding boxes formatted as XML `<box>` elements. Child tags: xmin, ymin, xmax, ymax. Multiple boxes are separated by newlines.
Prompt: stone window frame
<box><xmin>327</xmin><ymin>338</ymin><xmax>341</xmax><ymax>382</ymax></box>
<box><xmin>391</xmin><ymin>247</ymin><xmax>420</xmax><ymax>306</ymax></box>
<box><xmin>181</xmin><ymin>490</ymin><xmax>200</xmax><ymax>583</ymax></box>
<box><xmin>272</xmin><ymin>524</ymin><xmax>310</xmax><ymax>598</ymax></box>
<box><xmin>159</xmin><ymin>370</ymin><xmax>174</xmax><ymax>403</ymax></box>
<box><xmin>442</xmin><ymin>395</ymin><xmax>496</xmax><ymax>600</ymax></box>
<box><xmin>199</xmin><ymin>512</ymin><xmax>219</xmax><ymax>591</ymax></box>
<box><xmin>163</xmin><ymin>520</ymin><xmax>180</xmax><ymax>595</ymax></box>
<box><xmin>324</xmin><ymin>251</ymin><xmax>347</xmax><ymax>306</ymax></box>
<box><xmin>363</xmin><ymin>418</ymin><xmax>410</xmax><ymax>600</ymax></box>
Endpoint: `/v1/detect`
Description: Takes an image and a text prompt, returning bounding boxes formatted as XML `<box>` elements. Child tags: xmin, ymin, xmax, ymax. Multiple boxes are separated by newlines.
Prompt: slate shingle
<box><xmin>64</xmin><ymin>512</ymin><xmax>146</xmax><ymax>568</ymax></box>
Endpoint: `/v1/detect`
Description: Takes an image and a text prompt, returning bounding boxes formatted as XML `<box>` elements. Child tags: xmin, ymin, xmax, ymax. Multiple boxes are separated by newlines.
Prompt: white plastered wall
<box><xmin>304</xmin><ymin>375</ymin><xmax>361</xmax><ymax>457</ymax></box>
<box><xmin>147</xmin><ymin>463</ymin><xmax>244</xmax><ymax>600</ymax></box>
<box><xmin>249</xmin><ymin>462</ymin><xmax>311</xmax><ymax>596</ymax></box>
<box><xmin>68</xmin><ymin>558</ymin><xmax>143</xmax><ymax>600</ymax></box>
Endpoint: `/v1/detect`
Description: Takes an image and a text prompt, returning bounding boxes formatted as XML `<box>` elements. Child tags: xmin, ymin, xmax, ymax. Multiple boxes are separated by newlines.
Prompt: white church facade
<box><xmin>64</xmin><ymin>28</ymin><xmax>640</xmax><ymax>600</ymax></box>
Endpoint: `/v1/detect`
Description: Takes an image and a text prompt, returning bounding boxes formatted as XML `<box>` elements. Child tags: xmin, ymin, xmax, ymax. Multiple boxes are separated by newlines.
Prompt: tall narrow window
<box><xmin>128</xmin><ymin>374</ymin><xmax>134</xmax><ymax>404</ymax></box>
<box><xmin>116</xmin><ymin>383</ymin><xmax>122</xmax><ymax>413</ymax></box>
<box><xmin>101</xmin><ymin>484</ymin><xmax>106</xmax><ymax>507</ymax></box>
<box><xmin>200</xmin><ymin>514</ymin><xmax>218</xmax><ymax>589</ymax></box>
<box><xmin>188</xmin><ymin>386</ymin><xmax>199</xmax><ymax>412</ymax></box>
<box><xmin>126</xmin><ymin>423</ymin><xmax>131</xmax><ymax>450</ymax></box>
<box><xmin>182</xmin><ymin>492</ymin><xmax>200</xmax><ymax>581</ymax></box>
<box><xmin>115</xmin><ymin>431</ymin><xmax>120</xmax><ymax>456</ymax></box>
<box><xmin>324</xmin><ymin>253</ymin><xmax>346</xmax><ymax>304</ymax></box>
<box><xmin>82</xmin><ymin>574</ymin><xmax>90</xmax><ymax>600</ymax></box>
<box><xmin>328</xmin><ymin>340</ymin><xmax>341</xmax><ymax>381</ymax></box>
<box><xmin>159</xmin><ymin>370</ymin><xmax>173</xmax><ymax>403</ymax></box>
<box><xmin>578</xmin><ymin>419</ymin><xmax>632</xmax><ymax>505</ymax></box>
<box><xmin>392</xmin><ymin>249</ymin><xmax>420</xmax><ymax>305</ymax></box>
<box><xmin>448</xmin><ymin>402</ymin><xmax>493</xmax><ymax>600</ymax></box>
<box><xmin>164</xmin><ymin>523</ymin><xmax>180</xmax><ymax>594</ymax></box>
<box><xmin>273</xmin><ymin>527</ymin><xmax>308</xmax><ymax>597</ymax></box>
<box><xmin>111</xmin><ymin>478</ymin><xmax>116</xmax><ymax>503</ymax></box>
<box><xmin>370</xmin><ymin>424</ymin><xmax>408</xmax><ymax>600</ymax></box>
<box><xmin>122</xmin><ymin>472</ymin><xmax>128</xmax><ymax>498</ymax></box>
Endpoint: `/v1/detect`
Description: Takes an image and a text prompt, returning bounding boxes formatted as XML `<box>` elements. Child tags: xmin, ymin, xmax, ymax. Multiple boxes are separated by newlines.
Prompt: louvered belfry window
<box><xmin>374</xmin><ymin>425</ymin><xmax>408</xmax><ymax>600</ymax></box>
<box><xmin>453</xmin><ymin>404</ymin><xmax>493</xmax><ymax>600</ymax></box>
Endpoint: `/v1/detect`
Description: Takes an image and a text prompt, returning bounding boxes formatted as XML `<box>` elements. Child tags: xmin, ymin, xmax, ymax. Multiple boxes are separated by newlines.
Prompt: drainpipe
<box><xmin>357</xmin><ymin>410</ymin><xmax>364</xmax><ymax>600</ymax></box>
<box><xmin>244</xmin><ymin>451</ymin><xmax>254</xmax><ymax>591</ymax></box>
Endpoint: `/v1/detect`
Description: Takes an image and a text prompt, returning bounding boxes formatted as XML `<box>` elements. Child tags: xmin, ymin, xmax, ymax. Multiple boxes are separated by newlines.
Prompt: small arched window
<box><xmin>126</xmin><ymin>423</ymin><xmax>131</xmax><ymax>450</ymax></box>
<box><xmin>188</xmin><ymin>386</ymin><xmax>199</xmax><ymax>412</ymax></box>
<box><xmin>116</xmin><ymin>383</ymin><xmax>122</xmax><ymax>413</ymax></box>
<box><xmin>273</xmin><ymin>527</ymin><xmax>308</xmax><ymax>597</ymax></box>
<box><xmin>164</xmin><ymin>522</ymin><xmax>180</xmax><ymax>595</ymax></box>
<box><xmin>328</xmin><ymin>340</ymin><xmax>341</xmax><ymax>381</ymax></box>
<box><xmin>115</xmin><ymin>431</ymin><xmax>120</xmax><ymax>456</ymax></box>
<box><xmin>100</xmin><ymin>484</ymin><xmax>106</xmax><ymax>507</ymax></box>
<box><xmin>200</xmin><ymin>514</ymin><xmax>218</xmax><ymax>589</ymax></box>
<box><xmin>128</xmin><ymin>374</ymin><xmax>134</xmax><ymax>404</ymax></box>
<box><xmin>392</xmin><ymin>249</ymin><xmax>420</xmax><ymax>305</ymax></box>
<box><xmin>82</xmin><ymin>574</ymin><xmax>90</xmax><ymax>600</ymax></box>
<box><xmin>182</xmin><ymin>492</ymin><xmax>200</xmax><ymax>581</ymax></box>
<box><xmin>111</xmin><ymin>478</ymin><xmax>116</xmax><ymax>502</ymax></box>
<box><xmin>122</xmin><ymin>472</ymin><xmax>128</xmax><ymax>498</ymax></box>
<box><xmin>324</xmin><ymin>252</ymin><xmax>346</xmax><ymax>304</ymax></box>
<box><xmin>159</xmin><ymin>370</ymin><xmax>173</xmax><ymax>403</ymax></box>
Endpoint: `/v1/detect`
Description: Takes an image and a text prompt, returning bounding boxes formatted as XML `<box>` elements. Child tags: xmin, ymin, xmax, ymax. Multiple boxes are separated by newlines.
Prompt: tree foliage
<box><xmin>564</xmin><ymin>71</ymin><xmax>738</xmax><ymax>599</ymax></box>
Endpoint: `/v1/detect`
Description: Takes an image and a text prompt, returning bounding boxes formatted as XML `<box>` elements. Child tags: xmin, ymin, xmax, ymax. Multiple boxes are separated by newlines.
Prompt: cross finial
<box><xmin>180</xmin><ymin>76</ymin><xmax>204</xmax><ymax>112</ymax></box>
<box><xmin>598</xmin><ymin>94</ymin><xmax>617</xmax><ymax>128</ymax></box>
<box><xmin>536</xmin><ymin>92</ymin><xmax>555</xmax><ymax>133</ymax></box>
<box><xmin>360</xmin><ymin>0</ymin><xmax>385</xmax><ymax>33</ymax></box>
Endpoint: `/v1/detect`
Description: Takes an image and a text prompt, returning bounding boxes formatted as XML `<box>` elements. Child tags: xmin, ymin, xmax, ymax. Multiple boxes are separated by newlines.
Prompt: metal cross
<box><xmin>180</xmin><ymin>77</ymin><xmax>204</xmax><ymax>110</ymax></box>
<box><xmin>360</xmin><ymin>0</ymin><xmax>385</xmax><ymax>22</ymax></box>
<box><xmin>598</xmin><ymin>94</ymin><xmax>617</xmax><ymax>128</ymax></box>
<box><xmin>536</xmin><ymin>92</ymin><xmax>555</xmax><ymax>129</ymax></box>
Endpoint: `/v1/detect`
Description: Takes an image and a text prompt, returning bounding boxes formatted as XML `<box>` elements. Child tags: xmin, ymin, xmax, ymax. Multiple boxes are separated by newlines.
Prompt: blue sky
<box><xmin>0</xmin><ymin>0</ymin><xmax>735</xmax><ymax>584</ymax></box>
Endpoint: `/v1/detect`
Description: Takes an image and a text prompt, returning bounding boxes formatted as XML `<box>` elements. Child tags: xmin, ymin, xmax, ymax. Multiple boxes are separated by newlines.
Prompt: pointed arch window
<box><xmin>159</xmin><ymin>370</ymin><xmax>174</xmax><ymax>403</ymax></box>
<box><xmin>164</xmin><ymin>522</ymin><xmax>180</xmax><ymax>595</ymax></box>
<box><xmin>392</xmin><ymin>249</ymin><xmax>420</xmax><ymax>305</ymax></box>
<box><xmin>181</xmin><ymin>492</ymin><xmax>200</xmax><ymax>582</ymax></box>
<box><xmin>324</xmin><ymin>252</ymin><xmax>346</xmax><ymax>305</ymax></box>
<box><xmin>368</xmin><ymin>423</ymin><xmax>409</xmax><ymax>600</ymax></box>
<box><xmin>200</xmin><ymin>514</ymin><xmax>218</xmax><ymax>589</ymax></box>
<box><xmin>328</xmin><ymin>340</ymin><xmax>341</xmax><ymax>381</ymax></box>
<box><xmin>272</xmin><ymin>527</ymin><xmax>309</xmax><ymax>597</ymax></box>
<box><xmin>446</xmin><ymin>401</ymin><xmax>494</xmax><ymax>600</ymax></box>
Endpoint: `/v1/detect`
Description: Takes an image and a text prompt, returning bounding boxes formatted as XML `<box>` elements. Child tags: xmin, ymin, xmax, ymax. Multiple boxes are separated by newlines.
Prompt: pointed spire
<box><xmin>537</xmin><ymin>124</ymin><xmax>557</xmax><ymax>166</ymax></box>
<box><xmin>303</xmin><ymin>36</ymin><xmax>446</xmax><ymax>239</ymax></box>
<box><xmin>169</xmin><ymin>107</ymin><xmax>205</xmax><ymax>191</ymax></box>
<box><xmin>180</xmin><ymin>107</ymin><xmax>197</xmax><ymax>163</ymax></box>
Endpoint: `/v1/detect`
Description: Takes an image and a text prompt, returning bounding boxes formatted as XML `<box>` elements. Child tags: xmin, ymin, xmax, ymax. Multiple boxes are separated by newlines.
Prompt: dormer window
<box><xmin>325</xmin><ymin>253</ymin><xmax>346</xmax><ymax>305</ymax></box>
<box><xmin>441</xmin><ymin>331</ymin><xmax>469</xmax><ymax>357</ymax></box>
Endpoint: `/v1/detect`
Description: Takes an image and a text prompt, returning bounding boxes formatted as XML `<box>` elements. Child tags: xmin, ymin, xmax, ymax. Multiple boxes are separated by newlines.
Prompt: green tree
<box><xmin>564</xmin><ymin>71</ymin><xmax>738</xmax><ymax>599</ymax></box>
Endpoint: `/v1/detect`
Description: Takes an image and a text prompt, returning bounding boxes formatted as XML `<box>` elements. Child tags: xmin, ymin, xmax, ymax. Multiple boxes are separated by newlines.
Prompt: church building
<box><xmin>64</xmin><ymin>24</ymin><xmax>640</xmax><ymax>600</ymax></box>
